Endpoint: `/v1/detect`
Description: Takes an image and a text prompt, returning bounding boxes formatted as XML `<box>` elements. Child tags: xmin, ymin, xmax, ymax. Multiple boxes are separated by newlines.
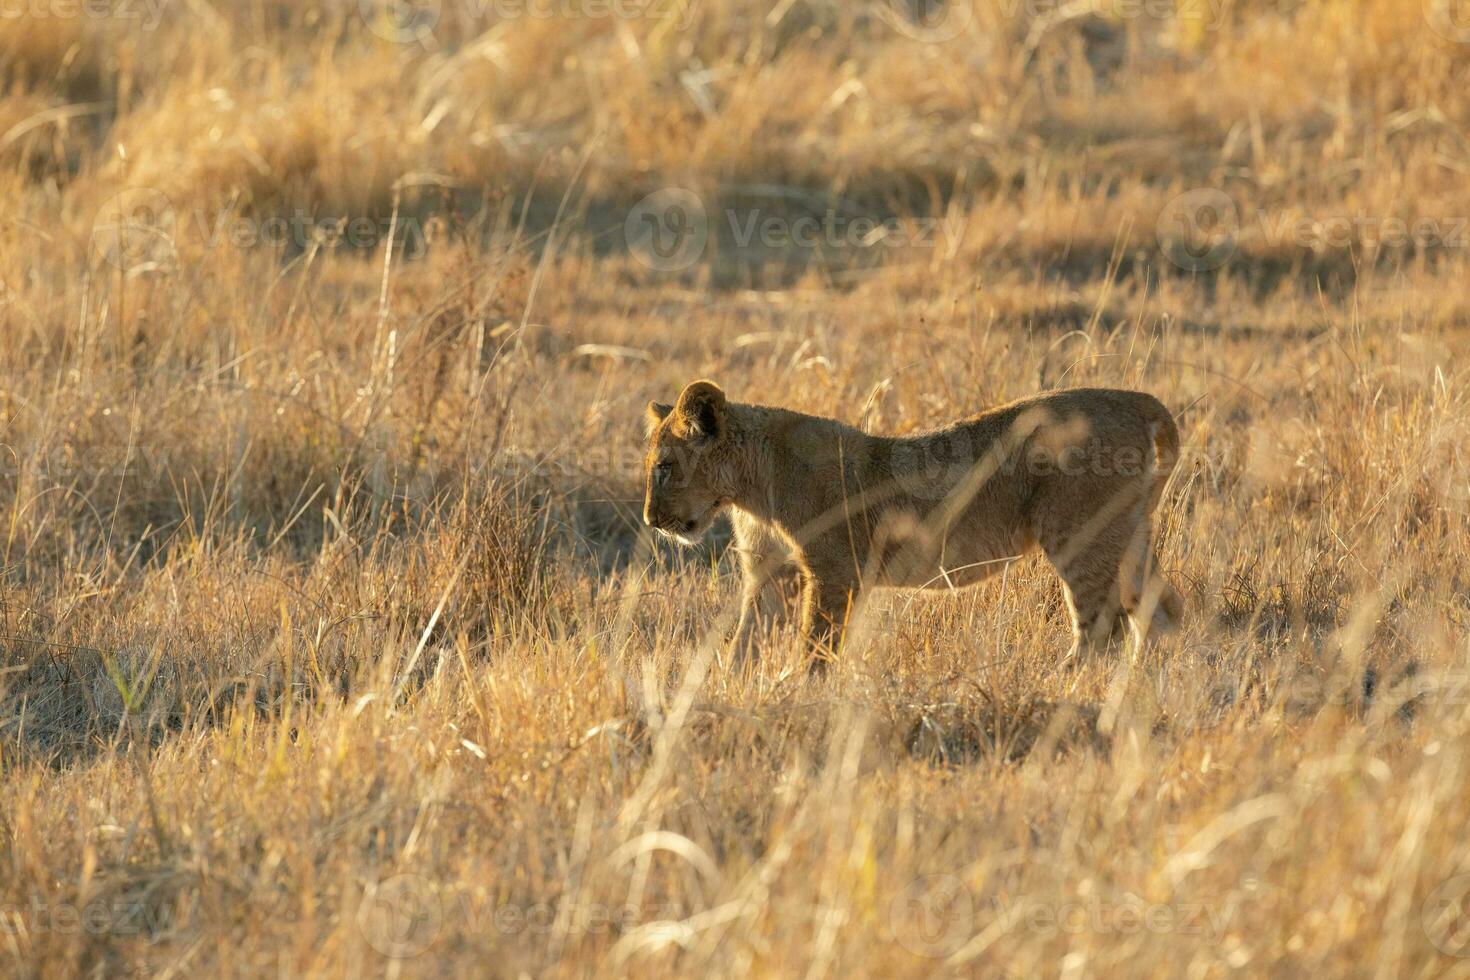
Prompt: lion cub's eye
<box><xmin>654</xmin><ymin>461</ymin><xmax>672</xmax><ymax>484</ymax></box>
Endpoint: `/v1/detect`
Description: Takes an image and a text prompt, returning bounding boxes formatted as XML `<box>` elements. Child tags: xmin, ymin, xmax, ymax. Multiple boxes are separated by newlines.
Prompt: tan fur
<box><xmin>643</xmin><ymin>380</ymin><xmax>1184</xmax><ymax>670</ymax></box>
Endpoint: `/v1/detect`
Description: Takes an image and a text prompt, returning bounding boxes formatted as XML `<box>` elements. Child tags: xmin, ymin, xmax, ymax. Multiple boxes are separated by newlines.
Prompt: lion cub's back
<box><xmin>972</xmin><ymin>387</ymin><xmax>1175</xmax><ymax>488</ymax></box>
<box><xmin>970</xmin><ymin>387</ymin><xmax>1169</xmax><ymax>433</ymax></box>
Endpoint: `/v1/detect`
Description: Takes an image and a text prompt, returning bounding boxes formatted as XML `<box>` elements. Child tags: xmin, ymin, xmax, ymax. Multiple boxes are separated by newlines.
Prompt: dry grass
<box><xmin>3</xmin><ymin>0</ymin><xmax>1470</xmax><ymax>976</ymax></box>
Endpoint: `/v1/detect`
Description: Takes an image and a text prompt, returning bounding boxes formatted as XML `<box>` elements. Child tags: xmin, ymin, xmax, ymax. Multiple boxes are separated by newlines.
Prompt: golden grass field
<box><xmin>3</xmin><ymin>0</ymin><xmax>1470</xmax><ymax>975</ymax></box>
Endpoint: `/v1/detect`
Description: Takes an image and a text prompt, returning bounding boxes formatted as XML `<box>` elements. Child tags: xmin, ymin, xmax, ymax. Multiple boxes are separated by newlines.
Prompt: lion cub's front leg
<box><xmin>729</xmin><ymin>512</ymin><xmax>794</xmax><ymax>660</ymax></box>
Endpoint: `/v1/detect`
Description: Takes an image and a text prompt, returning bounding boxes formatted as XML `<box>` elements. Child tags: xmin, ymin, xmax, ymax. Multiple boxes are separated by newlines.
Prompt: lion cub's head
<box><xmin>642</xmin><ymin>380</ymin><xmax>734</xmax><ymax>545</ymax></box>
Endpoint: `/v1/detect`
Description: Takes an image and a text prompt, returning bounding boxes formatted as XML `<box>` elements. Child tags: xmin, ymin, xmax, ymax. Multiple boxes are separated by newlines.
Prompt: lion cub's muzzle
<box><xmin>643</xmin><ymin>501</ymin><xmax>711</xmax><ymax>546</ymax></box>
<box><xmin>647</xmin><ymin>513</ymin><xmax>699</xmax><ymax>537</ymax></box>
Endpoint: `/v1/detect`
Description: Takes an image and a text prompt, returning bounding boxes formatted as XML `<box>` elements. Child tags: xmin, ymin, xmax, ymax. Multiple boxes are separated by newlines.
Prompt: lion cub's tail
<box><xmin>1146</xmin><ymin>405</ymin><xmax>1181</xmax><ymax>515</ymax></box>
<box><xmin>1135</xmin><ymin>397</ymin><xmax>1185</xmax><ymax>627</ymax></box>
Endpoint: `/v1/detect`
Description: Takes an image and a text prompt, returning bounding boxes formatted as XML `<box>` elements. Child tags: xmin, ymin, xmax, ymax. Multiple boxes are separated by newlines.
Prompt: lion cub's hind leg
<box><xmin>1119</xmin><ymin>514</ymin><xmax>1184</xmax><ymax>648</ymax></box>
<box><xmin>1035</xmin><ymin>512</ymin><xmax>1138</xmax><ymax>665</ymax></box>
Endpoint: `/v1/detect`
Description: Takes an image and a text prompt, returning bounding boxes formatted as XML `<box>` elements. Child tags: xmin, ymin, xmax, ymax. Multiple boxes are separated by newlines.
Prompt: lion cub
<box><xmin>642</xmin><ymin>379</ymin><xmax>1183</xmax><ymax>669</ymax></box>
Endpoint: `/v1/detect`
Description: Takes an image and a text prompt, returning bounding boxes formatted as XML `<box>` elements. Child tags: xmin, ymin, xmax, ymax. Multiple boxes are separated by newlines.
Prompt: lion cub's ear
<box><xmin>644</xmin><ymin>401</ymin><xmax>673</xmax><ymax>438</ymax></box>
<box><xmin>674</xmin><ymin>379</ymin><xmax>727</xmax><ymax>441</ymax></box>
